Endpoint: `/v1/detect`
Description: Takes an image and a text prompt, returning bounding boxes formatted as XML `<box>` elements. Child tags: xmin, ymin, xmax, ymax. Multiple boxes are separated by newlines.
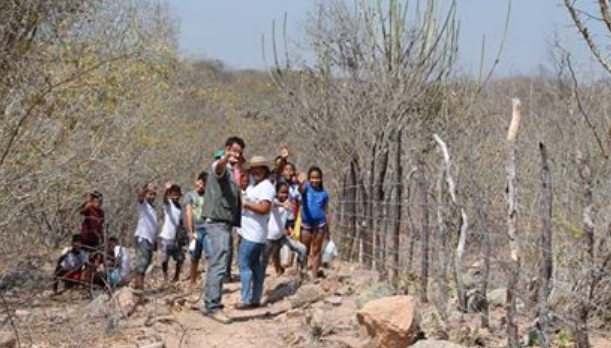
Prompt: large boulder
<box><xmin>356</xmin><ymin>283</ymin><xmax>396</xmax><ymax>309</ymax></box>
<box><xmin>409</xmin><ymin>339</ymin><xmax>467</xmax><ymax>348</ymax></box>
<box><xmin>356</xmin><ymin>295</ymin><xmax>420</xmax><ymax>348</ymax></box>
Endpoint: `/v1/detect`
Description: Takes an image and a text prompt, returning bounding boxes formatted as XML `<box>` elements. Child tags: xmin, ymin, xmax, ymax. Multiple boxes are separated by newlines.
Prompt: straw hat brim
<box><xmin>244</xmin><ymin>156</ymin><xmax>273</xmax><ymax>170</ymax></box>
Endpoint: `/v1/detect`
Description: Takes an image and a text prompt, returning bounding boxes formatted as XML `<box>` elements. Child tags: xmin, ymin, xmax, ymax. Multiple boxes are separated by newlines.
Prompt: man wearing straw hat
<box><xmin>200</xmin><ymin>136</ymin><xmax>245</xmax><ymax>324</ymax></box>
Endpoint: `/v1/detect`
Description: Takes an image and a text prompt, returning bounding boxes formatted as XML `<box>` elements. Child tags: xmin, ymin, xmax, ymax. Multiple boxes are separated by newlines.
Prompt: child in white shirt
<box><xmin>159</xmin><ymin>182</ymin><xmax>184</xmax><ymax>282</ymax></box>
<box><xmin>264</xmin><ymin>180</ymin><xmax>308</xmax><ymax>277</ymax></box>
<box><xmin>133</xmin><ymin>182</ymin><xmax>158</xmax><ymax>292</ymax></box>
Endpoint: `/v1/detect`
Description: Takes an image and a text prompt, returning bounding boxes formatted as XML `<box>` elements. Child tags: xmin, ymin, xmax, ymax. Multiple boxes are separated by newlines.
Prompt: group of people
<box><xmin>52</xmin><ymin>136</ymin><xmax>331</xmax><ymax>325</ymax></box>
<box><xmin>52</xmin><ymin>191</ymin><xmax>130</xmax><ymax>293</ymax></box>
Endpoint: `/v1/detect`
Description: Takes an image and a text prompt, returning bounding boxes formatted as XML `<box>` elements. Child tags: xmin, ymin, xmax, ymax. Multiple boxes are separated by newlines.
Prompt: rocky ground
<box><xmin>0</xmin><ymin>251</ymin><xmax>609</xmax><ymax>348</ymax></box>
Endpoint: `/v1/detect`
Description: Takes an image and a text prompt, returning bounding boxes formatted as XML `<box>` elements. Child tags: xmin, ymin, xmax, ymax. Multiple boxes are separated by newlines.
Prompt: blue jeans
<box><xmin>203</xmin><ymin>222</ymin><xmax>232</xmax><ymax>311</ymax></box>
<box><xmin>264</xmin><ymin>236</ymin><xmax>308</xmax><ymax>268</ymax></box>
<box><xmin>190</xmin><ymin>227</ymin><xmax>211</xmax><ymax>261</ymax></box>
<box><xmin>225</xmin><ymin>230</ymin><xmax>235</xmax><ymax>278</ymax></box>
<box><xmin>238</xmin><ymin>239</ymin><xmax>266</xmax><ymax>305</ymax></box>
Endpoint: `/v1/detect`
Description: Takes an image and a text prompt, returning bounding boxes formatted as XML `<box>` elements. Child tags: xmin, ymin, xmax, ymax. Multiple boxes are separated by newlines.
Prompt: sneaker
<box><xmin>204</xmin><ymin>309</ymin><xmax>232</xmax><ymax>324</ymax></box>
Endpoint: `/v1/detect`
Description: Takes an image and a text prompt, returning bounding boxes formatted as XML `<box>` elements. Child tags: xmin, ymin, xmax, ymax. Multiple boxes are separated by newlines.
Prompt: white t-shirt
<box><xmin>114</xmin><ymin>245</ymin><xmax>131</xmax><ymax>282</ymax></box>
<box><xmin>239</xmin><ymin>179</ymin><xmax>275</xmax><ymax>244</ymax></box>
<box><xmin>134</xmin><ymin>201</ymin><xmax>158</xmax><ymax>243</ymax></box>
<box><xmin>160</xmin><ymin>202</ymin><xmax>182</xmax><ymax>240</ymax></box>
<box><xmin>268</xmin><ymin>202</ymin><xmax>290</xmax><ymax>241</ymax></box>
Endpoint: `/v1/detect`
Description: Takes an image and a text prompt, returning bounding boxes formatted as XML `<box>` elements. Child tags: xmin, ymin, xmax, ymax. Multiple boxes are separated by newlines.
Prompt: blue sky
<box><xmin>170</xmin><ymin>0</ymin><xmax>599</xmax><ymax>76</ymax></box>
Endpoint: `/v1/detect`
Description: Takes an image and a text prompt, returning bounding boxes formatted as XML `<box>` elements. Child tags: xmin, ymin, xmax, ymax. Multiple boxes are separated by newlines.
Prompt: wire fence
<box><xmin>332</xmin><ymin>177</ymin><xmax>611</xmax><ymax>345</ymax></box>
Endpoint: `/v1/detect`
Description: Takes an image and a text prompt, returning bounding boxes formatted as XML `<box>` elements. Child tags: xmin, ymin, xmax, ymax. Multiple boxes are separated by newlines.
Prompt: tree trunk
<box><xmin>506</xmin><ymin>98</ymin><xmax>522</xmax><ymax>348</ymax></box>
<box><xmin>574</xmin><ymin>149</ymin><xmax>595</xmax><ymax>348</ymax></box>
<box><xmin>455</xmin><ymin>210</ymin><xmax>469</xmax><ymax>312</ymax></box>
<box><xmin>375</xmin><ymin>150</ymin><xmax>389</xmax><ymax>276</ymax></box>
<box><xmin>392</xmin><ymin>130</ymin><xmax>403</xmax><ymax>286</ymax></box>
<box><xmin>407</xmin><ymin>199</ymin><xmax>417</xmax><ymax>273</ymax></box>
<box><xmin>417</xmin><ymin>157</ymin><xmax>430</xmax><ymax>303</ymax></box>
<box><xmin>339</xmin><ymin>172</ymin><xmax>349</xmax><ymax>258</ymax></box>
<box><xmin>538</xmin><ymin>142</ymin><xmax>553</xmax><ymax>348</ymax></box>
<box><xmin>358</xmin><ymin>176</ymin><xmax>370</xmax><ymax>265</ymax></box>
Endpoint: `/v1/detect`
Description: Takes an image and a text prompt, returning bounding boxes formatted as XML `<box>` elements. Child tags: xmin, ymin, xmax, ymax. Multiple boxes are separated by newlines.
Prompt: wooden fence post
<box><xmin>435</xmin><ymin>160</ymin><xmax>448</xmax><ymax>318</ymax></box>
<box><xmin>433</xmin><ymin>134</ymin><xmax>469</xmax><ymax>312</ymax></box>
<box><xmin>506</xmin><ymin>98</ymin><xmax>522</xmax><ymax>348</ymax></box>
<box><xmin>392</xmin><ymin>130</ymin><xmax>403</xmax><ymax>286</ymax></box>
<box><xmin>417</xmin><ymin>157</ymin><xmax>430</xmax><ymax>303</ymax></box>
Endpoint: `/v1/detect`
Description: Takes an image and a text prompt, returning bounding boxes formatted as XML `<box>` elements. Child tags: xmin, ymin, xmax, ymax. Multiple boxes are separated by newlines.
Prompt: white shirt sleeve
<box><xmin>261</xmin><ymin>181</ymin><xmax>276</xmax><ymax>203</ymax></box>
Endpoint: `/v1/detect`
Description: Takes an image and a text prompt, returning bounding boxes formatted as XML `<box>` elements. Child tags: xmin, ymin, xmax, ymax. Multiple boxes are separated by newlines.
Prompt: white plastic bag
<box><xmin>322</xmin><ymin>240</ymin><xmax>338</xmax><ymax>264</ymax></box>
<box><xmin>188</xmin><ymin>239</ymin><xmax>197</xmax><ymax>252</ymax></box>
<box><xmin>279</xmin><ymin>244</ymin><xmax>291</xmax><ymax>265</ymax></box>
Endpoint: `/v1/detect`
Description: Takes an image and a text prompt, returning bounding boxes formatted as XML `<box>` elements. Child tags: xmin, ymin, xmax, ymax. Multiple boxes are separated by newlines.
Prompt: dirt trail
<box><xmin>2</xmin><ymin>257</ymin><xmax>368</xmax><ymax>348</ymax></box>
<box><xmin>3</xmin><ymin>254</ymin><xmax>611</xmax><ymax>348</ymax></box>
<box><xmin>157</xmin><ymin>277</ymin><xmax>354</xmax><ymax>348</ymax></box>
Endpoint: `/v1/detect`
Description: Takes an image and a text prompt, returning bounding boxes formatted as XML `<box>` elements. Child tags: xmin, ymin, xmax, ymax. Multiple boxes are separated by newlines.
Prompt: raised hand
<box><xmin>281</xmin><ymin>200</ymin><xmax>292</xmax><ymax>210</ymax></box>
<box><xmin>279</xmin><ymin>144</ymin><xmax>290</xmax><ymax>159</ymax></box>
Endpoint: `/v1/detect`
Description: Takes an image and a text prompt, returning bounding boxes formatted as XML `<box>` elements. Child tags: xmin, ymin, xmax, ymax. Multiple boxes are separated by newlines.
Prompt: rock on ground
<box><xmin>112</xmin><ymin>287</ymin><xmax>139</xmax><ymax>318</ymax></box>
<box><xmin>84</xmin><ymin>293</ymin><xmax>111</xmax><ymax>319</ymax></box>
<box><xmin>325</xmin><ymin>296</ymin><xmax>343</xmax><ymax>306</ymax></box>
<box><xmin>0</xmin><ymin>332</ymin><xmax>16</xmax><ymax>348</ymax></box>
<box><xmin>356</xmin><ymin>295</ymin><xmax>420</xmax><ymax>348</ymax></box>
<box><xmin>487</xmin><ymin>288</ymin><xmax>524</xmax><ymax>309</ymax></box>
<box><xmin>356</xmin><ymin>283</ymin><xmax>395</xmax><ymax>309</ymax></box>
<box><xmin>409</xmin><ymin>339</ymin><xmax>467</xmax><ymax>348</ymax></box>
<box><xmin>320</xmin><ymin>278</ymin><xmax>343</xmax><ymax>293</ymax></box>
<box><xmin>592</xmin><ymin>338</ymin><xmax>611</xmax><ymax>348</ymax></box>
<box><xmin>289</xmin><ymin>284</ymin><xmax>326</xmax><ymax>308</ymax></box>
<box><xmin>487</xmin><ymin>288</ymin><xmax>507</xmax><ymax>308</ymax></box>
<box><xmin>264</xmin><ymin>278</ymin><xmax>300</xmax><ymax>304</ymax></box>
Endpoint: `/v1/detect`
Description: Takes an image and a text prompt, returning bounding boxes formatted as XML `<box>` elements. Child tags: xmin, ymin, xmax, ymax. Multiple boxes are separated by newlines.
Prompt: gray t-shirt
<box><xmin>202</xmin><ymin>161</ymin><xmax>242</xmax><ymax>227</ymax></box>
<box><xmin>183</xmin><ymin>190</ymin><xmax>206</xmax><ymax>229</ymax></box>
